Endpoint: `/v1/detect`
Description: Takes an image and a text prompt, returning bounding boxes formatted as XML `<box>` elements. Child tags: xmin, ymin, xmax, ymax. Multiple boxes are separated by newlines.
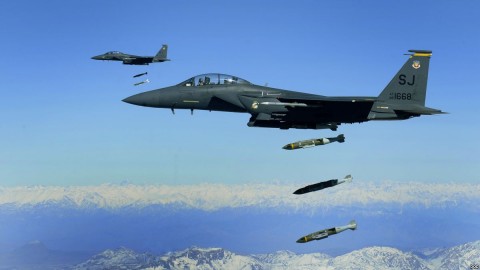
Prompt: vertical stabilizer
<box><xmin>369</xmin><ymin>50</ymin><xmax>444</xmax><ymax>119</ymax></box>
<box><xmin>377</xmin><ymin>50</ymin><xmax>432</xmax><ymax>106</ymax></box>
<box><xmin>153</xmin><ymin>44</ymin><xmax>169</xmax><ymax>62</ymax></box>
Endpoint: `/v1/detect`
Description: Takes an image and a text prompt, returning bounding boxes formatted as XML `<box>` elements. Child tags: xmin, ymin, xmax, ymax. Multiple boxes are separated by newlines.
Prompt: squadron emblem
<box><xmin>251</xmin><ymin>101</ymin><xmax>259</xmax><ymax>110</ymax></box>
<box><xmin>412</xmin><ymin>60</ymin><xmax>421</xmax><ymax>69</ymax></box>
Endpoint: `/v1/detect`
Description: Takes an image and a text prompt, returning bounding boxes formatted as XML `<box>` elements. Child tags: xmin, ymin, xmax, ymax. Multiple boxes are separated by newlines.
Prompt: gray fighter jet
<box><xmin>123</xmin><ymin>50</ymin><xmax>444</xmax><ymax>130</ymax></box>
<box><xmin>91</xmin><ymin>45</ymin><xmax>169</xmax><ymax>65</ymax></box>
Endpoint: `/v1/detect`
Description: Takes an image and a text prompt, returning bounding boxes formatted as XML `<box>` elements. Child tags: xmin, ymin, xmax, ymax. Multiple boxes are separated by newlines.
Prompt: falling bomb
<box><xmin>297</xmin><ymin>220</ymin><xmax>357</xmax><ymax>243</ymax></box>
<box><xmin>282</xmin><ymin>134</ymin><xmax>345</xmax><ymax>150</ymax></box>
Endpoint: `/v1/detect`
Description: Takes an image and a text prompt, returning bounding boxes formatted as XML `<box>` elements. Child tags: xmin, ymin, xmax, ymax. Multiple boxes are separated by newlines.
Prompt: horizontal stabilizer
<box><xmin>392</xmin><ymin>104</ymin><xmax>446</xmax><ymax>115</ymax></box>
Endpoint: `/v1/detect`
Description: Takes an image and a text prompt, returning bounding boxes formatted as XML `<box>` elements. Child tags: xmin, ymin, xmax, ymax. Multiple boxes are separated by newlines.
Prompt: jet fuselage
<box><xmin>123</xmin><ymin>50</ymin><xmax>444</xmax><ymax>130</ymax></box>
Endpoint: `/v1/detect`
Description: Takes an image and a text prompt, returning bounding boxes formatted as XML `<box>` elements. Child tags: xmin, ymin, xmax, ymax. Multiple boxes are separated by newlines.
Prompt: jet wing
<box><xmin>277</xmin><ymin>96</ymin><xmax>376</xmax><ymax>106</ymax></box>
<box><xmin>389</xmin><ymin>104</ymin><xmax>447</xmax><ymax>115</ymax></box>
<box><xmin>246</xmin><ymin>96</ymin><xmax>375</xmax><ymax>130</ymax></box>
<box><xmin>275</xmin><ymin>96</ymin><xmax>376</xmax><ymax>123</ymax></box>
<box><xmin>122</xmin><ymin>57</ymin><xmax>154</xmax><ymax>65</ymax></box>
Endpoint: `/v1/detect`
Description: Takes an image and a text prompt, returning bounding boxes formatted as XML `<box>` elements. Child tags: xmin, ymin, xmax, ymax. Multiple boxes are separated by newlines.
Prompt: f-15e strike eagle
<box><xmin>92</xmin><ymin>45</ymin><xmax>169</xmax><ymax>65</ymax></box>
<box><xmin>123</xmin><ymin>50</ymin><xmax>444</xmax><ymax>130</ymax></box>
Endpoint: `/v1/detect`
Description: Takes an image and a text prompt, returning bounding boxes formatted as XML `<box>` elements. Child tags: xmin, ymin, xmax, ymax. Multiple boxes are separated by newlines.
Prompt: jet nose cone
<box><xmin>123</xmin><ymin>91</ymin><xmax>162</xmax><ymax>107</ymax></box>
<box><xmin>124</xmin><ymin>87</ymin><xmax>179</xmax><ymax>108</ymax></box>
<box><xmin>122</xmin><ymin>96</ymin><xmax>134</xmax><ymax>104</ymax></box>
<box><xmin>91</xmin><ymin>55</ymin><xmax>102</xmax><ymax>60</ymax></box>
<box><xmin>123</xmin><ymin>93</ymin><xmax>146</xmax><ymax>106</ymax></box>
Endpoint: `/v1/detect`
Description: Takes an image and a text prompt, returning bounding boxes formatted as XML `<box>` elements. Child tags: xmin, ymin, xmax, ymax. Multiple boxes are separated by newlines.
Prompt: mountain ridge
<box><xmin>71</xmin><ymin>241</ymin><xmax>480</xmax><ymax>270</ymax></box>
<box><xmin>2</xmin><ymin>240</ymin><xmax>478</xmax><ymax>269</ymax></box>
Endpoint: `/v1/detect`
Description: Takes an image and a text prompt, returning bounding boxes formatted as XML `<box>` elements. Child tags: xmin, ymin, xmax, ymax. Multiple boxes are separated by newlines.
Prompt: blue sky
<box><xmin>1</xmin><ymin>1</ymin><xmax>479</xmax><ymax>186</ymax></box>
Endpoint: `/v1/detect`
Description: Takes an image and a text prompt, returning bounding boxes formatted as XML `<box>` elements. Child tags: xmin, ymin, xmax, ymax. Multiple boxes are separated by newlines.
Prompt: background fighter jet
<box><xmin>123</xmin><ymin>50</ymin><xmax>444</xmax><ymax>130</ymax></box>
<box><xmin>91</xmin><ymin>45</ymin><xmax>169</xmax><ymax>65</ymax></box>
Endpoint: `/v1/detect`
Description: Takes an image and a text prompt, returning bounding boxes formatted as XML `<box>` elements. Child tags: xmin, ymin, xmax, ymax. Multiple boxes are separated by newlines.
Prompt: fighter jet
<box><xmin>123</xmin><ymin>50</ymin><xmax>444</xmax><ymax>130</ymax></box>
<box><xmin>293</xmin><ymin>175</ymin><xmax>352</xmax><ymax>195</ymax></box>
<box><xmin>296</xmin><ymin>220</ymin><xmax>357</xmax><ymax>243</ymax></box>
<box><xmin>91</xmin><ymin>45</ymin><xmax>169</xmax><ymax>65</ymax></box>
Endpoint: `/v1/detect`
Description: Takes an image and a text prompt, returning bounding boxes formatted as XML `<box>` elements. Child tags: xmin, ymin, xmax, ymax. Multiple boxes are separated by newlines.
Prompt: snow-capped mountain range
<box><xmin>71</xmin><ymin>241</ymin><xmax>480</xmax><ymax>270</ymax></box>
<box><xmin>1</xmin><ymin>181</ymin><xmax>478</xmax><ymax>211</ymax></box>
<box><xmin>3</xmin><ymin>240</ymin><xmax>478</xmax><ymax>269</ymax></box>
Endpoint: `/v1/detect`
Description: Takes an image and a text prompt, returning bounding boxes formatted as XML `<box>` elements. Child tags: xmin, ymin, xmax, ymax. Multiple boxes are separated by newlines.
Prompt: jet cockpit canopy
<box><xmin>106</xmin><ymin>51</ymin><xmax>122</xmax><ymax>55</ymax></box>
<box><xmin>178</xmin><ymin>73</ymin><xmax>251</xmax><ymax>87</ymax></box>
